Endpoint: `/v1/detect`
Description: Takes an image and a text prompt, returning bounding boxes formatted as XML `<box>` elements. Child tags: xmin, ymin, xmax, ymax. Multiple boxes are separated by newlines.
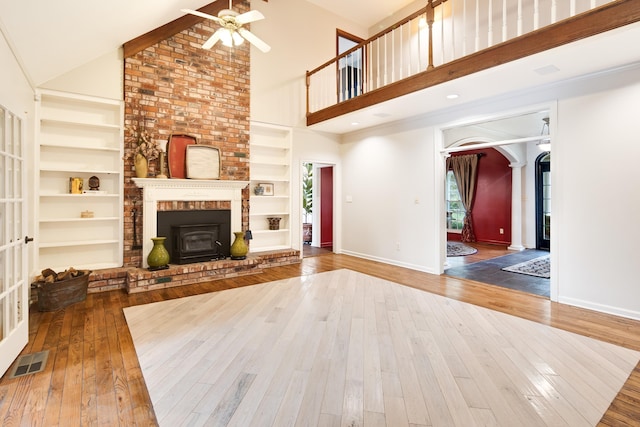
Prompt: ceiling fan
<box><xmin>181</xmin><ymin>1</ymin><xmax>271</xmax><ymax>53</ymax></box>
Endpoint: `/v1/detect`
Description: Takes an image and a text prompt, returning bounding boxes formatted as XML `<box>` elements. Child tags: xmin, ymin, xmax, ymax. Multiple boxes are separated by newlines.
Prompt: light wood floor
<box><xmin>1</xmin><ymin>254</ymin><xmax>640</xmax><ymax>426</ymax></box>
<box><xmin>125</xmin><ymin>269</ymin><xmax>638</xmax><ymax>426</ymax></box>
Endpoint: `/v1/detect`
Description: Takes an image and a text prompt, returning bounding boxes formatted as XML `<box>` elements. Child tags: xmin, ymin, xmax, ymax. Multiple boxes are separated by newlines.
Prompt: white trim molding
<box><xmin>132</xmin><ymin>178</ymin><xmax>249</xmax><ymax>267</ymax></box>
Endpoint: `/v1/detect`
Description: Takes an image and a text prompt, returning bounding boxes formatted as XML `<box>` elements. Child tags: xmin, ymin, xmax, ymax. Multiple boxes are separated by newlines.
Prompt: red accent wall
<box><xmin>320</xmin><ymin>167</ymin><xmax>334</xmax><ymax>248</ymax></box>
<box><xmin>447</xmin><ymin>148</ymin><xmax>512</xmax><ymax>245</ymax></box>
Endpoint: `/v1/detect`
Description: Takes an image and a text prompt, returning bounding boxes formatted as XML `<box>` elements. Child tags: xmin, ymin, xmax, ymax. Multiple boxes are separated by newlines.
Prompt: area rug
<box><xmin>124</xmin><ymin>269</ymin><xmax>638</xmax><ymax>426</ymax></box>
<box><xmin>447</xmin><ymin>241</ymin><xmax>478</xmax><ymax>256</ymax></box>
<box><xmin>502</xmin><ymin>254</ymin><xmax>551</xmax><ymax>278</ymax></box>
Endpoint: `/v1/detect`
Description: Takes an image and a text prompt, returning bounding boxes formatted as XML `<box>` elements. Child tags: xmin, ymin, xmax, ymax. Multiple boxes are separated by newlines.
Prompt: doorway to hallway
<box><xmin>301</xmin><ymin>162</ymin><xmax>334</xmax><ymax>257</ymax></box>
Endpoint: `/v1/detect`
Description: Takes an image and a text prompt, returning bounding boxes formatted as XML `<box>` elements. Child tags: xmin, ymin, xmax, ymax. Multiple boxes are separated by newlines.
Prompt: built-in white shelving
<box><xmin>249</xmin><ymin>123</ymin><xmax>293</xmax><ymax>252</ymax></box>
<box><xmin>35</xmin><ymin>89</ymin><xmax>124</xmax><ymax>272</ymax></box>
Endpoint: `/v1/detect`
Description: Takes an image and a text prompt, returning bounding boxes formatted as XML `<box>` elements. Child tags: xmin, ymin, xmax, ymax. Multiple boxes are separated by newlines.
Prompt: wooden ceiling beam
<box><xmin>123</xmin><ymin>1</ymin><xmax>226</xmax><ymax>58</ymax></box>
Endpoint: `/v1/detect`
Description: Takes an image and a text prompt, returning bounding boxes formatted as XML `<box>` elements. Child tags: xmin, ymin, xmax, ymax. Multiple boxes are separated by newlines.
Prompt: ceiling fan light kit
<box><xmin>181</xmin><ymin>0</ymin><xmax>271</xmax><ymax>53</ymax></box>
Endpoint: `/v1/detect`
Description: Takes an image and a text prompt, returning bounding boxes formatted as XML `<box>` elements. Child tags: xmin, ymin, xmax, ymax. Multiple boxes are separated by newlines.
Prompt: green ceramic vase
<box><xmin>147</xmin><ymin>237</ymin><xmax>170</xmax><ymax>269</ymax></box>
<box><xmin>230</xmin><ymin>231</ymin><xmax>248</xmax><ymax>260</ymax></box>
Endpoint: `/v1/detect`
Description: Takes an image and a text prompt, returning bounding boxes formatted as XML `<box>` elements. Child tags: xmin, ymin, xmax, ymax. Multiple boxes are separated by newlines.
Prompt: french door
<box><xmin>0</xmin><ymin>105</ymin><xmax>29</xmax><ymax>377</ymax></box>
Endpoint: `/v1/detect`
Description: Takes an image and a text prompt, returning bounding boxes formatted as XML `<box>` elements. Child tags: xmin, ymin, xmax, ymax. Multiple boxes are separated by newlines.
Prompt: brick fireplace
<box><xmin>132</xmin><ymin>178</ymin><xmax>248</xmax><ymax>268</ymax></box>
<box><xmin>77</xmin><ymin>1</ymin><xmax>300</xmax><ymax>295</ymax></box>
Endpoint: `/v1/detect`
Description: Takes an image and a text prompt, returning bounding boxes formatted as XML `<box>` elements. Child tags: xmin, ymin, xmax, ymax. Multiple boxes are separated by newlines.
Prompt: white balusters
<box><xmin>306</xmin><ymin>0</ymin><xmax>616</xmax><ymax>115</ymax></box>
<box><xmin>475</xmin><ymin>0</ymin><xmax>480</xmax><ymax>52</ymax></box>
<box><xmin>517</xmin><ymin>0</ymin><xmax>523</xmax><ymax>36</ymax></box>
<box><xmin>502</xmin><ymin>0</ymin><xmax>508</xmax><ymax>42</ymax></box>
<box><xmin>488</xmin><ymin>0</ymin><xmax>494</xmax><ymax>47</ymax></box>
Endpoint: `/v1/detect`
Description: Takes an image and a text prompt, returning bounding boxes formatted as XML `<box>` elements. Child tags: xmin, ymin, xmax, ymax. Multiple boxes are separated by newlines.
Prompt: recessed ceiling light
<box><xmin>446</xmin><ymin>94</ymin><xmax>459</xmax><ymax>99</ymax></box>
<box><xmin>351</xmin><ymin>122</ymin><xmax>359</xmax><ymax>126</ymax></box>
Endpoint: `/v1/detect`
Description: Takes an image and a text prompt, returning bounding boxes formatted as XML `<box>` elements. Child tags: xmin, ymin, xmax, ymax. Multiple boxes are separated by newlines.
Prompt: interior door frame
<box><xmin>300</xmin><ymin>160</ymin><xmax>337</xmax><ymax>254</ymax></box>
<box><xmin>0</xmin><ymin>104</ymin><xmax>29</xmax><ymax>377</ymax></box>
<box><xmin>435</xmin><ymin>102</ymin><xmax>558</xmax><ymax>302</ymax></box>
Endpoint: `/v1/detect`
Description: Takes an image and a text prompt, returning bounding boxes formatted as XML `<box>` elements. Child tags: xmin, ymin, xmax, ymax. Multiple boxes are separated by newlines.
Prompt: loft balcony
<box><xmin>305</xmin><ymin>0</ymin><xmax>640</xmax><ymax>133</ymax></box>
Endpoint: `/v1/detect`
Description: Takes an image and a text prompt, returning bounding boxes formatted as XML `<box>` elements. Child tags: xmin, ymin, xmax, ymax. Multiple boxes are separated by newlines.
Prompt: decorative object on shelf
<box><xmin>88</xmin><ymin>175</ymin><xmax>100</xmax><ymax>190</ymax></box>
<box><xmin>254</xmin><ymin>184</ymin><xmax>264</xmax><ymax>195</ymax></box>
<box><xmin>230</xmin><ymin>231</ymin><xmax>249</xmax><ymax>260</ymax></box>
<box><xmin>80</xmin><ymin>210</ymin><xmax>94</xmax><ymax>218</ymax></box>
<box><xmin>260</xmin><ymin>182</ymin><xmax>274</xmax><ymax>196</ymax></box>
<box><xmin>31</xmin><ymin>267</ymin><xmax>91</xmax><ymax>312</ymax></box>
<box><xmin>186</xmin><ymin>145</ymin><xmax>220</xmax><ymax>179</ymax></box>
<box><xmin>147</xmin><ymin>237</ymin><xmax>170</xmax><ymax>270</ymax></box>
<box><xmin>125</xmin><ymin>116</ymin><xmax>160</xmax><ymax>177</ymax></box>
<box><xmin>134</xmin><ymin>153</ymin><xmax>149</xmax><ymax>178</ymax></box>
<box><xmin>167</xmin><ymin>134</ymin><xmax>197</xmax><ymax>178</ymax></box>
<box><xmin>69</xmin><ymin>177</ymin><xmax>83</xmax><ymax>194</ymax></box>
<box><xmin>156</xmin><ymin>151</ymin><xmax>168</xmax><ymax>179</ymax></box>
<box><xmin>267</xmin><ymin>217</ymin><xmax>282</xmax><ymax>230</ymax></box>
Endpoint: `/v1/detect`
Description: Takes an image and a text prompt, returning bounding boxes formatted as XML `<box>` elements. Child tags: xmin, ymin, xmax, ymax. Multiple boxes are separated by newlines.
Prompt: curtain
<box><xmin>447</xmin><ymin>154</ymin><xmax>479</xmax><ymax>242</ymax></box>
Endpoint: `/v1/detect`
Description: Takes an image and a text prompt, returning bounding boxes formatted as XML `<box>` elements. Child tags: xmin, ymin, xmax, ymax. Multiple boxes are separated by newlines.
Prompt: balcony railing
<box><xmin>306</xmin><ymin>0</ymin><xmax>619</xmax><ymax>119</ymax></box>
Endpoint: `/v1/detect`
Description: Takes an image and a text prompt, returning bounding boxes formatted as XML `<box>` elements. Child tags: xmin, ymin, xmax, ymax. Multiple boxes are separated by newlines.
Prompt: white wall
<box><xmin>554</xmin><ymin>68</ymin><xmax>640</xmax><ymax>319</ymax></box>
<box><xmin>40</xmin><ymin>49</ymin><xmax>123</xmax><ymax>100</ymax></box>
<box><xmin>250</xmin><ymin>0</ymin><xmax>367</xmax><ymax>128</ymax></box>
<box><xmin>342</xmin><ymin>119</ymin><xmax>439</xmax><ymax>273</ymax></box>
<box><xmin>0</xmin><ymin>33</ymin><xmax>33</xmax><ymax>115</ymax></box>
<box><xmin>249</xmin><ymin>0</ymin><xmax>366</xmax><ymax>253</ymax></box>
<box><xmin>291</xmin><ymin>128</ymin><xmax>342</xmax><ymax>252</ymax></box>
<box><xmin>340</xmin><ymin>63</ymin><xmax>640</xmax><ymax>319</ymax></box>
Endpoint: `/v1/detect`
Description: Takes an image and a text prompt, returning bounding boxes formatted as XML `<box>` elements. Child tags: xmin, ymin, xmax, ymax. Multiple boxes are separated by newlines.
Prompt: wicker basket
<box><xmin>31</xmin><ymin>270</ymin><xmax>91</xmax><ymax>312</ymax></box>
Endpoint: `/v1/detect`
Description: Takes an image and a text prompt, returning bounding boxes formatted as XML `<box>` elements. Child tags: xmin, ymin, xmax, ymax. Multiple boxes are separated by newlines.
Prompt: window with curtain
<box><xmin>446</xmin><ymin>170</ymin><xmax>465</xmax><ymax>232</ymax></box>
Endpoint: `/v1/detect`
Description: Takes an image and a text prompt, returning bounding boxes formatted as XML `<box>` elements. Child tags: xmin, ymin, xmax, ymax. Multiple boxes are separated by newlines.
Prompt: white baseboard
<box><xmin>340</xmin><ymin>250</ymin><xmax>437</xmax><ymax>275</ymax></box>
<box><xmin>558</xmin><ymin>296</ymin><xmax>640</xmax><ymax>322</ymax></box>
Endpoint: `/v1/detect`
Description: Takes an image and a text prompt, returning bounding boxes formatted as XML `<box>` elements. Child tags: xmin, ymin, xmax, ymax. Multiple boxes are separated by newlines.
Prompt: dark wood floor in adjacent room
<box><xmin>0</xmin><ymin>253</ymin><xmax>638</xmax><ymax>426</ymax></box>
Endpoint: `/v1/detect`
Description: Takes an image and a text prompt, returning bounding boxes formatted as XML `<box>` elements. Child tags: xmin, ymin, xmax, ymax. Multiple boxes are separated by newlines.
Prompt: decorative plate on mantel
<box><xmin>167</xmin><ymin>134</ymin><xmax>197</xmax><ymax>179</ymax></box>
<box><xmin>186</xmin><ymin>145</ymin><xmax>220</xmax><ymax>180</ymax></box>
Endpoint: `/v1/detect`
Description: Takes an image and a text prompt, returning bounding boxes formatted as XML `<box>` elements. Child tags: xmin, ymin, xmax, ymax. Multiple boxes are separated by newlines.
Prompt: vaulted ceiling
<box><xmin>0</xmin><ymin>0</ymin><xmax>412</xmax><ymax>87</ymax></box>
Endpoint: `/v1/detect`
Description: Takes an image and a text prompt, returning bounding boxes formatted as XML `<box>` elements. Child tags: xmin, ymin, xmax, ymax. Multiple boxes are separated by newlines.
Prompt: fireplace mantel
<box><xmin>132</xmin><ymin>178</ymin><xmax>249</xmax><ymax>267</ymax></box>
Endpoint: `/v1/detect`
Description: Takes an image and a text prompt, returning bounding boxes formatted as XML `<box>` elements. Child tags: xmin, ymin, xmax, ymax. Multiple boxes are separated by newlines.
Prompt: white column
<box><xmin>509</xmin><ymin>162</ymin><xmax>525</xmax><ymax>251</ymax></box>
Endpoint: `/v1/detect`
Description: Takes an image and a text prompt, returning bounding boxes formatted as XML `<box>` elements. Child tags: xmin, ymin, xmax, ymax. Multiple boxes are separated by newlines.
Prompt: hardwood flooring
<box><xmin>125</xmin><ymin>269</ymin><xmax>638</xmax><ymax>426</ymax></box>
<box><xmin>1</xmin><ymin>254</ymin><xmax>640</xmax><ymax>426</ymax></box>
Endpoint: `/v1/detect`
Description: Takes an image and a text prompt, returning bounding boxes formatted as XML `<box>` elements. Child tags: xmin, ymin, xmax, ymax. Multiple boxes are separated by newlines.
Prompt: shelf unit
<box><xmin>249</xmin><ymin>123</ymin><xmax>292</xmax><ymax>252</ymax></box>
<box><xmin>35</xmin><ymin>89</ymin><xmax>124</xmax><ymax>272</ymax></box>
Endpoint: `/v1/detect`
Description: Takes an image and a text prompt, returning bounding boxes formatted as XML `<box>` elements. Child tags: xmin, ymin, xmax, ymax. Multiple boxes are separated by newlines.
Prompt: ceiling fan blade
<box><xmin>181</xmin><ymin>8</ymin><xmax>223</xmax><ymax>24</ymax></box>
<box><xmin>238</xmin><ymin>28</ymin><xmax>271</xmax><ymax>53</ymax></box>
<box><xmin>202</xmin><ymin>28</ymin><xmax>225</xmax><ymax>50</ymax></box>
<box><xmin>235</xmin><ymin>10</ymin><xmax>265</xmax><ymax>25</ymax></box>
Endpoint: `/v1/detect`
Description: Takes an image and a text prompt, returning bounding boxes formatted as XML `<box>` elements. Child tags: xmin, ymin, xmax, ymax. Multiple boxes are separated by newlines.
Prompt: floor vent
<box><xmin>8</xmin><ymin>350</ymin><xmax>49</xmax><ymax>379</ymax></box>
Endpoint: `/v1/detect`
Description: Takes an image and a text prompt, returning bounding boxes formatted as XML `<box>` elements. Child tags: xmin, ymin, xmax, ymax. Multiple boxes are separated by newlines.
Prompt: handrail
<box><xmin>306</xmin><ymin>6</ymin><xmax>430</xmax><ymax>77</ymax></box>
<box><xmin>305</xmin><ymin>0</ymin><xmax>621</xmax><ymax>119</ymax></box>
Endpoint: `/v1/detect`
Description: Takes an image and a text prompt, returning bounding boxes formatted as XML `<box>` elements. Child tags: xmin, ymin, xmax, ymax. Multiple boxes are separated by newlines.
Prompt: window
<box><xmin>446</xmin><ymin>170</ymin><xmax>465</xmax><ymax>232</ymax></box>
<box><xmin>337</xmin><ymin>30</ymin><xmax>363</xmax><ymax>101</ymax></box>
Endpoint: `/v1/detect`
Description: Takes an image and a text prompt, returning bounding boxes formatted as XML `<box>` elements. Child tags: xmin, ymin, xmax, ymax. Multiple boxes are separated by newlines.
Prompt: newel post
<box><xmin>426</xmin><ymin>0</ymin><xmax>435</xmax><ymax>70</ymax></box>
